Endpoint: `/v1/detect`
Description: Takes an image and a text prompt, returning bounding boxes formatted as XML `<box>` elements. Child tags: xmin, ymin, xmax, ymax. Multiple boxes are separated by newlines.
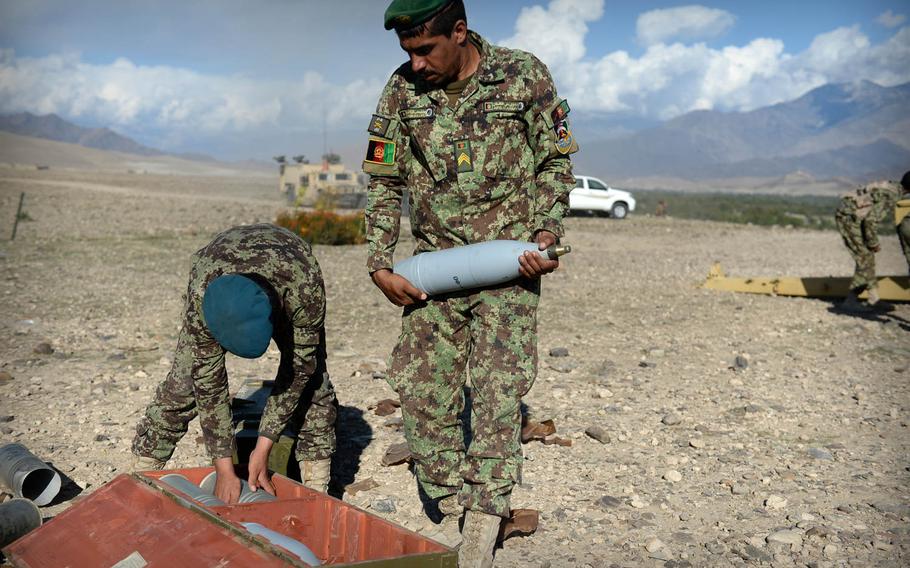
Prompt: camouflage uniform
<box><xmin>898</xmin><ymin>196</ymin><xmax>910</xmax><ymax>273</ymax></box>
<box><xmin>364</xmin><ymin>32</ymin><xmax>575</xmax><ymax>517</ymax></box>
<box><xmin>132</xmin><ymin>224</ymin><xmax>337</xmax><ymax>464</ymax></box>
<box><xmin>835</xmin><ymin>181</ymin><xmax>901</xmax><ymax>293</ymax></box>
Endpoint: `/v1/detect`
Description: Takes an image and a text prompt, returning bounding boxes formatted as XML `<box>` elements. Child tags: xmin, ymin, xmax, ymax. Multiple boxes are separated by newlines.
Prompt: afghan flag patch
<box><xmin>365</xmin><ymin>138</ymin><xmax>396</xmax><ymax>165</ymax></box>
<box><xmin>550</xmin><ymin>99</ymin><xmax>570</xmax><ymax>123</ymax></box>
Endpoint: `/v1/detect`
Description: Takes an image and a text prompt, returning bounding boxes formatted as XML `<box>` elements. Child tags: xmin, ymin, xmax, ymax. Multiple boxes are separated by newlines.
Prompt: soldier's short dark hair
<box><xmin>396</xmin><ymin>0</ymin><xmax>466</xmax><ymax>39</ymax></box>
<box><xmin>901</xmin><ymin>170</ymin><xmax>910</xmax><ymax>191</ymax></box>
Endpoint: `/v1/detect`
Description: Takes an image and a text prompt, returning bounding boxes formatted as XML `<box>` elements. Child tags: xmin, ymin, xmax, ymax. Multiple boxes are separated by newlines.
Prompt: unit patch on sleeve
<box><xmin>454</xmin><ymin>139</ymin><xmax>473</xmax><ymax>173</ymax></box>
<box><xmin>365</xmin><ymin>138</ymin><xmax>396</xmax><ymax>165</ymax></box>
<box><xmin>367</xmin><ymin>114</ymin><xmax>391</xmax><ymax>137</ymax></box>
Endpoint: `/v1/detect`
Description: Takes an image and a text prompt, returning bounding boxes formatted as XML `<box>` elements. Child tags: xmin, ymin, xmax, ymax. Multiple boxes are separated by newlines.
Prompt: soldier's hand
<box><xmin>213</xmin><ymin>457</ymin><xmax>242</xmax><ymax>504</ymax></box>
<box><xmin>519</xmin><ymin>231</ymin><xmax>559</xmax><ymax>279</ymax></box>
<box><xmin>248</xmin><ymin>436</ymin><xmax>276</xmax><ymax>496</ymax></box>
<box><xmin>871</xmin><ymin>244</ymin><xmax>881</xmax><ymax>253</ymax></box>
<box><xmin>371</xmin><ymin>269</ymin><xmax>428</xmax><ymax>306</ymax></box>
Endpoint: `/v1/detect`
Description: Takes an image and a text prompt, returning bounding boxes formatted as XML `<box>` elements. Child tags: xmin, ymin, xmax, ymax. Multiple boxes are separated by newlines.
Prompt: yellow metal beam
<box><xmin>897</xmin><ymin>198</ymin><xmax>910</xmax><ymax>225</ymax></box>
<box><xmin>703</xmin><ymin>263</ymin><xmax>910</xmax><ymax>302</ymax></box>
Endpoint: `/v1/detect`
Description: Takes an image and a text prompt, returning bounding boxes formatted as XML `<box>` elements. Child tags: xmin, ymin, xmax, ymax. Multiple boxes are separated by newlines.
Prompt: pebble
<box><xmin>664</xmin><ymin>470</ymin><xmax>682</xmax><ymax>483</ymax></box>
<box><xmin>662</xmin><ymin>413</ymin><xmax>682</xmax><ymax>426</ymax></box>
<box><xmin>823</xmin><ymin>544</ymin><xmax>838</xmax><ymax>558</ymax></box>
<box><xmin>766</xmin><ymin>529</ymin><xmax>802</xmax><ymax>546</ymax></box>
<box><xmin>688</xmin><ymin>438</ymin><xmax>705</xmax><ymax>449</ymax></box>
<box><xmin>549</xmin><ymin>347</ymin><xmax>569</xmax><ymax>358</ymax></box>
<box><xmin>585</xmin><ymin>426</ymin><xmax>611</xmax><ymax>444</ymax></box>
<box><xmin>645</xmin><ymin>538</ymin><xmax>664</xmax><ymax>553</ymax></box>
<box><xmin>549</xmin><ymin>360</ymin><xmax>578</xmax><ymax>373</ymax></box>
<box><xmin>0</xmin><ymin>415</ymin><xmax>14</xmax><ymax>423</ymax></box>
<box><xmin>733</xmin><ymin>355</ymin><xmax>749</xmax><ymax>370</ymax></box>
<box><xmin>598</xmin><ymin>496</ymin><xmax>622</xmax><ymax>509</ymax></box>
<box><xmin>0</xmin><ymin>371</ymin><xmax>13</xmax><ymax>382</ymax></box>
<box><xmin>765</xmin><ymin>495</ymin><xmax>788</xmax><ymax>509</ymax></box>
<box><xmin>371</xmin><ymin>497</ymin><xmax>397</xmax><ymax>514</ymax></box>
<box><xmin>33</xmin><ymin>342</ymin><xmax>54</xmax><ymax>355</ymax></box>
<box><xmin>731</xmin><ymin>484</ymin><xmax>749</xmax><ymax>495</ymax></box>
<box><xmin>808</xmin><ymin>447</ymin><xmax>834</xmax><ymax>460</ymax></box>
<box><xmin>630</xmin><ymin>497</ymin><xmax>647</xmax><ymax>509</ymax></box>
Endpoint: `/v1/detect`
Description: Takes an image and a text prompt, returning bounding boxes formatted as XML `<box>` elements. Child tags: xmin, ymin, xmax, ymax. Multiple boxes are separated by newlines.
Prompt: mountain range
<box><xmin>572</xmin><ymin>80</ymin><xmax>910</xmax><ymax>184</ymax></box>
<box><xmin>1</xmin><ymin>80</ymin><xmax>907</xmax><ymax>190</ymax></box>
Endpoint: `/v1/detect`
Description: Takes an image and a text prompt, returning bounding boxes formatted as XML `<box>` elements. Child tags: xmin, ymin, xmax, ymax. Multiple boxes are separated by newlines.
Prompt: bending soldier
<box><xmin>835</xmin><ymin>174</ymin><xmax>905</xmax><ymax>310</ymax></box>
<box><xmin>131</xmin><ymin>224</ymin><xmax>337</xmax><ymax>502</ymax></box>
<box><xmin>365</xmin><ymin>1</ymin><xmax>576</xmax><ymax>565</ymax></box>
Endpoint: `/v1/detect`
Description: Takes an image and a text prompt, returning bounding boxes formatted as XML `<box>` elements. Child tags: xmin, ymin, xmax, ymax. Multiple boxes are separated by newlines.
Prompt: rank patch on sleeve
<box><xmin>454</xmin><ymin>139</ymin><xmax>473</xmax><ymax>173</ymax></box>
<box><xmin>368</xmin><ymin>114</ymin><xmax>391</xmax><ymax>137</ymax></box>
<box><xmin>550</xmin><ymin>99</ymin><xmax>571</xmax><ymax>123</ymax></box>
<box><xmin>365</xmin><ymin>138</ymin><xmax>396</xmax><ymax>165</ymax></box>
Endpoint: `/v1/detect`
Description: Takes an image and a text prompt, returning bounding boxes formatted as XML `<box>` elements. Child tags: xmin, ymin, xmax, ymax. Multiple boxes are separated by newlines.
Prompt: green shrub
<box><xmin>276</xmin><ymin>209</ymin><xmax>366</xmax><ymax>245</ymax></box>
<box><xmin>632</xmin><ymin>191</ymin><xmax>843</xmax><ymax>231</ymax></box>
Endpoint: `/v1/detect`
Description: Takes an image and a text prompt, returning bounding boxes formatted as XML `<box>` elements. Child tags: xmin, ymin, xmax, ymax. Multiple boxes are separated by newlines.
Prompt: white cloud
<box><xmin>637</xmin><ymin>5</ymin><xmax>736</xmax><ymax>46</ymax></box>
<box><xmin>877</xmin><ymin>9</ymin><xmax>906</xmax><ymax>29</ymax></box>
<box><xmin>500</xmin><ymin>0</ymin><xmax>604</xmax><ymax>68</ymax></box>
<box><xmin>0</xmin><ymin>49</ymin><xmax>384</xmax><ymax>154</ymax></box>
<box><xmin>498</xmin><ymin>1</ymin><xmax>910</xmax><ymax>122</ymax></box>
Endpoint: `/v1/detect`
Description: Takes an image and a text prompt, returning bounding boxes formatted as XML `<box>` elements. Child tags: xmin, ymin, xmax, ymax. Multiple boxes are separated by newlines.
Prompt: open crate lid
<box><xmin>3</xmin><ymin>467</ymin><xmax>456</xmax><ymax>568</ymax></box>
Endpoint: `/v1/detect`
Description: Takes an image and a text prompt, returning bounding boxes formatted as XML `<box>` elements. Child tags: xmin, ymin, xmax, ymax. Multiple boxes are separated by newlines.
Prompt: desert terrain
<box><xmin>0</xmin><ymin>167</ymin><xmax>908</xmax><ymax>567</ymax></box>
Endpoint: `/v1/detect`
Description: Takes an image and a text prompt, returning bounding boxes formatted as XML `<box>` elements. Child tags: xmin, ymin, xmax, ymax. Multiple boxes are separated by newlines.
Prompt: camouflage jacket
<box><xmin>181</xmin><ymin>224</ymin><xmax>326</xmax><ymax>459</ymax></box>
<box><xmin>363</xmin><ymin>31</ymin><xmax>576</xmax><ymax>272</ymax></box>
<box><xmin>838</xmin><ymin>181</ymin><xmax>901</xmax><ymax>249</ymax></box>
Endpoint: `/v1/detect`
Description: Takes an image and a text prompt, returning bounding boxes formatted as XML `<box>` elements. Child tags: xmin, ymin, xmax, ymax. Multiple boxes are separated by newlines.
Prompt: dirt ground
<box><xmin>1</xmin><ymin>168</ymin><xmax>908</xmax><ymax>567</ymax></box>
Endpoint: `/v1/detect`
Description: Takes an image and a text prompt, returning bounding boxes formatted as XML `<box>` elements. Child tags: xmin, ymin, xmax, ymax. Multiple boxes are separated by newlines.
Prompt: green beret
<box><xmin>384</xmin><ymin>0</ymin><xmax>453</xmax><ymax>31</ymax></box>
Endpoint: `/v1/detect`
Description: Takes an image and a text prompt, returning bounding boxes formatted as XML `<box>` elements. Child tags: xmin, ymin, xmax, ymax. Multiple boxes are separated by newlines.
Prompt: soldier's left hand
<box><xmin>248</xmin><ymin>436</ymin><xmax>276</xmax><ymax>495</ymax></box>
<box><xmin>518</xmin><ymin>231</ymin><xmax>560</xmax><ymax>279</ymax></box>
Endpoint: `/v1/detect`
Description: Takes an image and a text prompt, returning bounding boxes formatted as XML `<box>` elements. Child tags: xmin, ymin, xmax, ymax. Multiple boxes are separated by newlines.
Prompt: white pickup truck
<box><xmin>570</xmin><ymin>175</ymin><xmax>636</xmax><ymax>219</ymax></box>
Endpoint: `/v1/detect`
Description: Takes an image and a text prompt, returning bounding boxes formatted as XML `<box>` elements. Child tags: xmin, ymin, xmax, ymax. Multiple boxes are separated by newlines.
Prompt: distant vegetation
<box><xmin>631</xmin><ymin>191</ymin><xmax>843</xmax><ymax>231</ymax></box>
<box><xmin>276</xmin><ymin>209</ymin><xmax>366</xmax><ymax>245</ymax></box>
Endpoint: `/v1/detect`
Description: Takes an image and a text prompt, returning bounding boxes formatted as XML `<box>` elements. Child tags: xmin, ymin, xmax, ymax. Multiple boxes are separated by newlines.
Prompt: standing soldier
<box><xmin>835</xmin><ymin>175</ymin><xmax>905</xmax><ymax>310</ymax></box>
<box><xmin>131</xmin><ymin>224</ymin><xmax>337</xmax><ymax>502</ymax></box>
<box><xmin>364</xmin><ymin>1</ymin><xmax>576</xmax><ymax>565</ymax></box>
<box><xmin>897</xmin><ymin>171</ymin><xmax>910</xmax><ymax>273</ymax></box>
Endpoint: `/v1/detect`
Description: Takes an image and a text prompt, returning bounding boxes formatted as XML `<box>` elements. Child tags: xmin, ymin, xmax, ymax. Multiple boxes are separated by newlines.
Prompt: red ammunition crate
<box><xmin>3</xmin><ymin>467</ymin><xmax>455</xmax><ymax>567</ymax></box>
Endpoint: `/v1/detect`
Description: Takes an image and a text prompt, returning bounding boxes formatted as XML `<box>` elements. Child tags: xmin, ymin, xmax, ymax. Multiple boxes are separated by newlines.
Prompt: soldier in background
<box><xmin>835</xmin><ymin>173</ymin><xmax>907</xmax><ymax>310</ymax></box>
<box><xmin>131</xmin><ymin>224</ymin><xmax>337</xmax><ymax>502</ymax></box>
<box><xmin>898</xmin><ymin>171</ymin><xmax>910</xmax><ymax>273</ymax></box>
<box><xmin>364</xmin><ymin>0</ymin><xmax>576</xmax><ymax>564</ymax></box>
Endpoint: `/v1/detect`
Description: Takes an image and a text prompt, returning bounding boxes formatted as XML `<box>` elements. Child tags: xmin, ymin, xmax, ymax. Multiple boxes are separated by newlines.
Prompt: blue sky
<box><xmin>0</xmin><ymin>0</ymin><xmax>908</xmax><ymax>160</ymax></box>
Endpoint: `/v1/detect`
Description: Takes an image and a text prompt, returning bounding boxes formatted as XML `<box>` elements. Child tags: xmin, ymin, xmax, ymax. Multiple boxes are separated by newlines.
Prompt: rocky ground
<box><xmin>1</xmin><ymin>167</ymin><xmax>908</xmax><ymax>567</ymax></box>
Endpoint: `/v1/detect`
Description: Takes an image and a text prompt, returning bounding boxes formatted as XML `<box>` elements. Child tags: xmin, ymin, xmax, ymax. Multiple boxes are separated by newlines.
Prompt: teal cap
<box><xmin>202</xmin><ymin>274</ymin><xmax>273</xmax><ymax>359</ymax></box>
<box><xmin>384</xmin><ymin>0</ymin><xmax>453</xmax><ymax>30</ymax></box>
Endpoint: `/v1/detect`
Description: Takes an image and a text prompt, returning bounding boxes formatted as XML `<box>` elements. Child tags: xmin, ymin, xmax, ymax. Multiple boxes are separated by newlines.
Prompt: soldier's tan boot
<box><xmin>422</xmin><ymin>495</ymin><xmax>463</xmax><ymax>549</ymax></box>
<box><xmin>867</xmin><ymin>287</ymin><xmax>880</xmax><ymax>306</ymax></box>
<box><xmin>131</xmin><ymin>454</ymin><xmax>166</xmax><ymax>472</ymax></box>
<box><xmin>840</xmin><ymin>291</ymin><xmax>871</xmax><ymax>313</ymax></box>
<box><xmin>458</xmin><ymin>510</ymin><xmax>502</xmax><ymax>568</ymax></box>
<box><xmin>299</xmin><ymin>458</ymin><xmax>331</xmax><ymax>492</ymax></box>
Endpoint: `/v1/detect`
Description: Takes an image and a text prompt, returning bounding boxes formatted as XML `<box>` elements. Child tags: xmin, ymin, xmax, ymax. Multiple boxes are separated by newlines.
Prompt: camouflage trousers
<box><xmin>132</xmin><ymin>330</ymin><xmax>337</xmax><ymax>464</ymax></box>
<box><xmin>900</xmin><ymin>216</ymin><xmax>910</xmax><ymax>274</ymax></box>
<box><xmin>388</xmin><ymin>281</ymin><xmax>539</xmax><ymax>518</ymax></box>
<box><xmin>835</xmin><ymin>210</ymin><xmax>876</xmax><ymax>292</ymax></box>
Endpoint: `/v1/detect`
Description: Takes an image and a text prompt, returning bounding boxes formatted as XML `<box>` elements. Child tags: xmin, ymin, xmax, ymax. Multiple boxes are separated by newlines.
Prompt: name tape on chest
<box><xmin>483</xmin><ymin>100</ymin><xmax>525</xmax><ymax>113</ymax></box>
<box><xmin>399</xmin><ymin>107</ymin><xmax>435</xmax><ymax>120</ymax></box>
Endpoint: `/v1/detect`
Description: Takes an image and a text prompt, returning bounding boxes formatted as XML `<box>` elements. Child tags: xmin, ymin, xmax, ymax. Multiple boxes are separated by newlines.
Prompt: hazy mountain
<box><xmin>0</xmin><ymin>112</ymin><xmax>169</xmax><ymax>157</ymax></box>
<box><xmin>573</xmin><ymin>81</ymin><xmax>910</xmax><ymax>183</ymax></box>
